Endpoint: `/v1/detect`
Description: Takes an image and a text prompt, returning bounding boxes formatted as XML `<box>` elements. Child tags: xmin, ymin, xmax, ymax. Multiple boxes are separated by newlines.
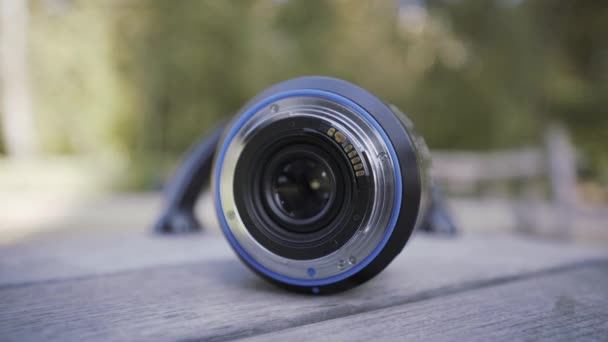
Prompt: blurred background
<box><xmin>0</xmin><ymin>0</ymin><xmax>606</xmax><ymax>245</ymax></box>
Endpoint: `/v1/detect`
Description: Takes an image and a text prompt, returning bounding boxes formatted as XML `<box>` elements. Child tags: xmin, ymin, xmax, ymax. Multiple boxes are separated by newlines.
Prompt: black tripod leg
<box><xmin>417</xmin><ymin>184</ymin><xmax>458</xmax><ymax>235</ymax></box>
<box><xmin>154</xmin><ymin>122</ymin><xmax>227</xmax><ymax>234</ymax></box>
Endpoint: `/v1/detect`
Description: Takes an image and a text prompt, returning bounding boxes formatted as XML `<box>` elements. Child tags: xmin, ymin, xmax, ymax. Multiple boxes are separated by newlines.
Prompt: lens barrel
<box><xmin>213</xmin><ymin>77</ymin><xmax>429</xmax><ymax>294</ymax></box>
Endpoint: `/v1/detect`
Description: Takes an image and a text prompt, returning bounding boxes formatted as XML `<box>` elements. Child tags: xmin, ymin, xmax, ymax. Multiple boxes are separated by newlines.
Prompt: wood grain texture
<box><xmin>1</xmin><ymin>233</ymin><xmax>606</xmax><ymax>342</ymax></box>
<box><xmin>241</xmin><ymin>263</ymin><xmax>608</xmax><ymax>342</ymax></box>
<box><xmin>0</xmin><ymin>229</ymin><xmax>231</xmax><ymax>287</ymax></box>
<box><xmin>1</xmin><ymin>231</ymin><xmax>605</xmax><ymax>287</ymax></box>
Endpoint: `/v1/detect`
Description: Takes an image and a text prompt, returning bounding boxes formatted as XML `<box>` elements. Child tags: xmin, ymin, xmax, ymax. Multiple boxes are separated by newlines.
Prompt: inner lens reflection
<box><xmin>272</xmin><ymin>158</ymin><xmax>333</xmax><ymax>221</ymax></box>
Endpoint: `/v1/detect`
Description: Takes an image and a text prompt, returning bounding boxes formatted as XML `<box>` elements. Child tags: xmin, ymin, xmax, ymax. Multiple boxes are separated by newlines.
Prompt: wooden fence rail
<box><xmin>430</xmin><ymin>124</ymin><xmax>605</xmax><ymax>241</ymax></box>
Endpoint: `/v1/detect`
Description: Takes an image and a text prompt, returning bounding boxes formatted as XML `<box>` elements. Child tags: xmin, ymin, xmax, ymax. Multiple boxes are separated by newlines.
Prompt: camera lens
<box><xmin>214</xmin><ymin>76</ymin><xmax>427</xmax><ymax>294</ymax></box>
<box><xmin>270</xmin><ymin>156</ymin><xmax>334</xmax><ymax>223</ymax></box>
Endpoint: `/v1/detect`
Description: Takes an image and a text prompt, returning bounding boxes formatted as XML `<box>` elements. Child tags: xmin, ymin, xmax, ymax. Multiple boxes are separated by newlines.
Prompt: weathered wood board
<box><xmin>0</xmin><ymin>230</ymin><xmax>606</xmax><ymax>342</ymax></box>
<box><xmin>242</xmin><ymin>263</ymin><xmax>608</xmax><ymax>342</ymax></box>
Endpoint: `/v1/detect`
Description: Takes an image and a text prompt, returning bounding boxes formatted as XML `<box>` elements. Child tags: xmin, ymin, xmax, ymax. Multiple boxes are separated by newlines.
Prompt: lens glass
<box><xmin>272</xmin><ymin>158</ymin><xmax>334</xmax><ymax>221</ymax></box>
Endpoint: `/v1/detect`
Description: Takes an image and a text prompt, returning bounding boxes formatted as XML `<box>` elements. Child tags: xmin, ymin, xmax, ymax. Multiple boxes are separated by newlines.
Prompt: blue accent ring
<box><xmin>214</xmin><ymin>89</ymin><xmax>403</xmax><ymax>287</ymax></box>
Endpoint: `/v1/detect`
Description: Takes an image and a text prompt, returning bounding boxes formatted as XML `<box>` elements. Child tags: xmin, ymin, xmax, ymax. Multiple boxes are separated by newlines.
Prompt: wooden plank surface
<box><xmin>1</xmin><ymin>229</ymin><xmax>606</xmax><ymax>342</ymax></box>
<box><xmin>242</xmin><ymin>262</ymin><xmax>608</xmax><ymax>342</ymax></box>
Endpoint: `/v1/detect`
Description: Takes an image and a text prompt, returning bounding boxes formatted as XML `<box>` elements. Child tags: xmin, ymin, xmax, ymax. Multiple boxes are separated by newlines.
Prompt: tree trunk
<box><xmin>0</xmin><ymin>0</ymin><xmax>36</xmax><ymax>157</ymax></box>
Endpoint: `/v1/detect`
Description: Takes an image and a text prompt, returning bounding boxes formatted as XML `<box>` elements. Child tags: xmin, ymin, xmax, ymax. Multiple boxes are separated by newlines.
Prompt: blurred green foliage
<box><xmin>27</xmin><ymin>0</ymin><xmax>608</xmax><ymax>188</ymax></box>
